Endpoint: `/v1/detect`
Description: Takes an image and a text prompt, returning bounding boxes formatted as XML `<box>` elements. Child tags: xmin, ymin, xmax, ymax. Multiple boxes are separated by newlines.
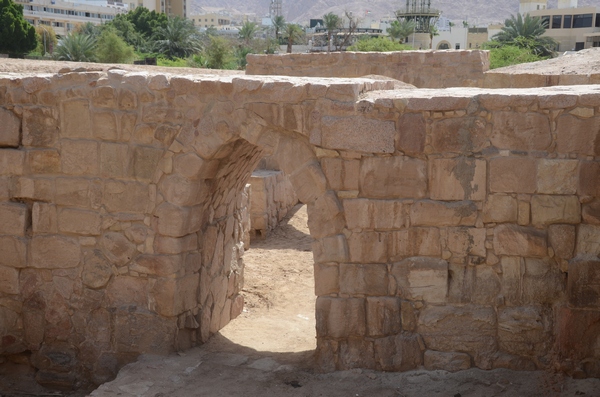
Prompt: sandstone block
<box><xmin>289</xmin><ymin>162</ymin><xmax>327</xmax><ymax>204</ymax></box>
<box><xmin>173</xmin><ymin>152</ymin><xmax>205</xmax><ymax>179</ymax></box>
<box><xmin>321</xmin><ymin>116</ymin><xmax>396</xmax><ymax>153</ymax></box>
<box><xmin>490</xmin><ymin>157</ymin><xmax>536</xmax><ymax>194</ymax></box>
<box><xmin>105</xmin><ymin>276</ymin><xmax>148</xmax><ymax>307</ymax></box>
<box><xmin>133</xmin><ymin>146</ymin><xmax>163</xmax><ymax>181</ymax></box>
<box><xmin>22</xmin><ymin>107</ymin><xmax>58</xmax><ymax>147</ymax></box>
<box><xmin>390</xmin><ymin>257</ymin><xmax>448</xmax><ymax>303</ymax></box>
<box><xmin>316</xmin><ymin>297</ymin><xmax>366</xmax><ymax>338</ymax></box>
<box><xmin>429</xmin><ymin>158</ymin><xmax>486</xmax><ymax>201</ymax></box>
<box><xmin>548</xmin><ymin>224</ymin><xmax>575</xmax><ymax>260</ymax></box>
<box><xmin>101</xmin><ymin>232</ymin><xmax>136</xmax><ymax>267</ymax></box>
<box><xmin>431</xmin><ymin>116</ymin><xmax>488</xmax><ymax>154</ymax></box>
<box><xmin>493</xmin><ymin>224</ymin><xmax>547</xmax><ymax>257</ymax></box>
<box><xmin>366</xmin><ymin>297</ymin><xmax>402</xmax><ymax>337</ymax></box>
<box><xmin>273</xmin><ymin>135</ymin><xmax>316</xmax><ymax>175</ymax></box>
<box><xmin>531</xmin><ymin>195</ymin><xmax>580</xmax><ymax>226</ymax></box>
<box><xmin>314</xmin><ymin>263</ymin><xmax>339</xmax><ymax>296</ymax></box>
<box><xmin>482</xmin><ymin>194</ymin><xmax>518</xmax><ymax>223</ymax></box>
<box><xmin>152</xmin><ymin>274</ymin><xmax>199</xmax><ymax>317</ymax></box>
<box><xmin>27</xmin><ymin>149</ymin><xmax>61</xmax><ymax>174</ymax></box>
<box><xmin>373</xmin><ymin>334</ymin><xmax>423</xmax><ymax>372</ymax></box>
<box><xmin>320</xmin><ymin>157</ymin><xmax>359</xmax><ymax>191</ymax></box>
<box><xmin>396</xmin><ymin>113</ymin><xmax>426</xmax><ymax>155</ymax></box>
<box><xmin>11</xmin><ymin>177</ymin><xmax>54</xmax><ymax>202</ymax></box>
<box><xmin>0</xmin><ymin>265</ymin><xmax>19</xmax><ymax>294</ymax></box>
<box><xmin>339</xmin><ymin>263</ymin><xmax>389</xmax><ymax>296</ymax></box>
<box><xmin>490</xmin><ymin>111</ymin><xmax>551</xmax><ymax>151</ymax></box>
<box><xmin>389</xmin><ymin>227</ymin><xmax>441</xmax><ymax>259</ymax></box>
<box><xmin>100</xmin><ymin>143</ymin><xmax>129</xmax><ymax>178</ymax></box>
<box><xmin>32</xmin><ymin>202</ymin><xmax>57</xmax><ymax>234</ymax></box>
<box><xmin>343</xmin><ymin>199</ymin><xmax>407</xmax><ymax>230</ymax></box>
<box><xmin>522</xmin><ymin>258</ymin><xmax>565</xmax><ymax>305</ymax></box>
<box><xmin>498</xmin><ymin>306</ymin><xmax>551</xmax><ymax>357</ymax></box>
<box><xmin>154</xmin><ymin>203</ymin><xmax>202</xmax><ymax>237</ymax></box>
<box><xmin>556</xmin><ymin>114</ymin><xmax>600</xmax><ymax>156</ymax></box>
<box><xmin>417</xmin><ymin>305</ymin><xmax>497</xmax><ymax>359</ymax></box>
<box><xmin>537</xmin><ymin>159</ymin><xmax>578</xmax><ymax>195</ymax></box>
<box><xmin>61</xmin><ymin>140</ymin><xmax>99</xmax><ymax>175</ymax></box>
<box><xmin>159</xmin><ymin>174</ymin><xmax>206</xmax><ymax>207</ymax></box>
<box><xmin>446</xmin><ymin>227</ymin><xmax>486</xmax><ymax>257</ymax></box>
<box><xmin>556</xmin><ymin>307</ymin><xmax>600</xmax><ymax>363</ymax></box>
<box><xmin>82</xmin><ymin>250</ymin><xmax>113</xmax><ymax>289</ymax></box>
<box><xmin>583</xmin><ymin>201</ymin><xmax>600</xmax><ymax>225</ymax></box>
<box><xmin>0</xmin><ymin>202</ymin><xmax>28</xmax><ymax>236</ymax></box>
<box><xmin>424</xmin><ymin>350</ymin><xmax>471</xmax><ymax>372</ymax></box>
<box><xmin>576</xmin><ymin>225</ymin><xmax>600</xmax><ymax>257</ymax></box>
<box><xmin>518</xmin><ymin>199</ymin><xmax>530</xmax><ymax>226</ymax></box>
<box><xmin>579</xmin><ymin>161</ymin><xmax>600</xmax><ymax>197</ymax></box>
<box><xmin>92</xmin><ymin>111</ymin><xmax>118</xmax><ymax>141</ymax></box>
<box><xmin>104</xmin><ymin>180</ymin><xmax>150</xmax><ymax>213</ymax></box>
<box><xmin>0</xmin><ymin>236</ymin><xmax>27</xmax><ymax>268</ymax></box>
<box><xmin>114</xmin><ymin>307</ymin><xmax>176</xmax><ymax>355</ymax></box>
<box><xmin>348</xmin><ymin>231</ymin><xmax>388</xmax><ymax>263</ymax></box>
<box><xmin>360</xmin><ymin>156</ymin><xmax>427</xmax><ymax>199</ymax></box>
<box><xmin>154</xmin><ymin>234</ymin><xmax>197</xmax><ymax>254</ymax></box>
<box><xmin>30</xmin><ymin>235</ymin><xmax>81</xmax><ymax>269</ymax></box>
<box><xmin>58</xmin><ymin>208</ymin><xmax>101</xmax><ymax>236</ymax></box>
<box><xmin>568</xmin><ymin>256</ymin><xmax>600</xmax><ymax>308</ymax></box>
<box><xmin>61</xmin><ymin>100</ymin><xmax>91</xmax><ymax>138</ymax></box>
<box><xmin>410</xmin><ymin>200</ymin><xmax>478</xmax><ymax>226</ymax></box>
<box><xmin>0</xmin><ymin>149</ymin><xmax>24</xmax><ymax>176</ymax></box>
<box><xmin>55</xmin><ymin>178</ymin><xmax>91</xmax><ymax>208</ymax></box>
<box><xmin>307</xmin><ymin>191</ymin><xmax>345</xmax><ymax>239</ymax></box>
<box><xmin>0</xmin><ymin>108</ymin><xmax>21</xmax><ymax>147</ymax></box>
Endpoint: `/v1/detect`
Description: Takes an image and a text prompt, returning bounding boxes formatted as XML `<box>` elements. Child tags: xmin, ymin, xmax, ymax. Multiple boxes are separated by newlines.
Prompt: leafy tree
<box><xmin>322</xmin><ymin>12</ymin><xmax>341</xmax><ymax>52</ymax></box>
<box><xmin>429</xmin><ymin>24</ymin><xmax>439</xmax><ymax>49</ymax></box>
<box><xmin>387</xmin><ymin>20</ymin><xmax>415</xmax><ymax>43</ymax></box>
<box><xmin>126</xmin><ymin>6</ymin><xmax>168</xmax><ymax>38</ymax></box>
<box><xmin>492</xmin><ymin>13</ymin><xmax>557</xmax><ymax>57</ymax></box>
<box><xmin>239</xmin><ymin>21</ymin><xmax>258</xmax><ymax>45</ymax></box>
<box><xmin>0</xmin><ymin>0</ymin><xmax>37</xmax><ymax>56</ymax></box>
<box><xmin>204</xmin><ymin>36</ymin><xmax>233</xmax><ymax>69</ymax></box>
<box><xmin>54</xmin><ymin>33</ymin><xmax>97</xmax><ymax>62</ymax></box>
<box><xmin>74</xmin><ymin>22</ymin><xmax>102</xmax><ymax>40</ymax></box>
<box><xmin>272</xmin><ymin>15</ymin><xmax>286</xmax><ymax>42</ymax></box>
<box><xmin>96</xmin><ymin>26</ymin><xmax>135</xmax><ymax>64</ymax></box>
<box><xmin>348</xmin><ymin>37</ymin><xmax>412</xmax><ymax>52</ymax></box>
<box><xmin>284</xmin><ymin>23</ymin><xmax>303</xmax><ymax>53</ymax></box>
<box><xmin>152</xmin><ymin>17</ymin><xmax>201</xmax><ymax>59</ymax></box>
<box><xmin>35</xmin><ymin>25</ymin><xmax>57</xmax><ymax>56</ymax></box>
<box><xmin>107</xmin><ymin>15</ymin><xmax>148</xmax><ymax>51</ymax></box>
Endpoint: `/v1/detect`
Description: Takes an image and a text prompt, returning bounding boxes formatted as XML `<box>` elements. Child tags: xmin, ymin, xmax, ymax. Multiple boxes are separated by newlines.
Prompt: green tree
<box><xmin>96</xmin><ymin>26</ymin><xmax>135</xmax><ymax>64</ymax></box>
<box><xmin>284</xmin><ymin>23</ymin><xmax>303</xmax><ymax>53</ymax></box>
<box><xmin>204</xmin><ymin>36</ymin><xmax>233</xmax><ymax>69</ymax></box>
<box><xmin>74</xmin><ymin>22</ymin><xmax>102</xmax><ymax>39</ymax></box>
<box><xmin>272</xmin><ymin>15</ymin><xmax>286</xmax><ymax>42</ymax></box>
<box><xmin>387</xmin><ymin>20</ymin><xmax>415</xmax><ymax>43</ymax></box>
<box><xmin>54</xmin><ymin>33</ymin><xmax>97</xmax><ymax>62</ymax></box>
<box><xmin>107</xmin><ymin>15</ymin><xmax>148</xmax><ymax>50</ymax></box>
<box><xmin>322</xmin><ymin>12</ymin><xmax>341</xmax><ymax>52</ymax></box>
<box><xmin>492</xmin><ymin>13</ymin><xmax>557</xmax><ymax>56</ymax></box>
<box><xmin>152</xmin><ymin>16</ymin><xmax>201</xmax><ymax>59</ymax></box>
<box><xmin>348</xmin><ymin>36</ymin><xmax>412</xmax><ymax>52</ymax></box>
<box><xmin>35</xmin><ymin>25</ymin><xmax>57</xmax><ymax>56</ymax></box>
<box><xmin>239</xmin><ymin>21</ymin><xmax>258</xmax><ymax>45</ymax></box>
<box><xmin>126</xmin><ymin>6</ymin><xmax>168</xmax><ymax>38</ymax></box>
<box><xmin>429</xmin><ymin>24</ymin><xmax>439</xmax><ymax>49</ymax></box>
<box><xmin>0</xmin><ymin>0</ymin><xmax>37</xmax><ymax>56</ymax></box>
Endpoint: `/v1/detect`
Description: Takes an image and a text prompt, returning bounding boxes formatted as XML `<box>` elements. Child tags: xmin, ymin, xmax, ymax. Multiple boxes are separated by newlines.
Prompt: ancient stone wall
<box><xmin>483</xmin><ymin>72</ymin><xmax>600</xmax><ymax>88</ymax></box>
<box><xmin>246</xmin><ymin>51</ymin><xmax>490</xmax><ymax>88</ymax></box>
<box><xmin>0</xmin><ymin>71</ymin><xmax>599</xmax><ymax>389</ymax></box>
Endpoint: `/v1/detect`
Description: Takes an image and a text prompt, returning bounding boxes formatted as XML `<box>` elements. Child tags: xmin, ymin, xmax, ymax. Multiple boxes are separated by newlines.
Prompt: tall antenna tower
<box><xmin>269</xmin><ymin>0</ymin><xmax>282</xmax><ymax>18</ymax></box>
<box><xmin>395</xmin><ymin>0</ymin><xmax>440</xmax><ymax>33</ymax></box>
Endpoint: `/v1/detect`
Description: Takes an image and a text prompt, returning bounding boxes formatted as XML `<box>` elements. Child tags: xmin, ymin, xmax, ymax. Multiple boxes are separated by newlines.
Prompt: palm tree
<box><xmin>492</xmin><ymin>13</ymin><xmax>557</xmax><ymax>56</ymax></box>
<box><xmin>323</xmin><ymin>12</ymin><xmax>341</xmax><ymax>52</ymax></box>
<box><xmin>152</xmin><ymin>16</ymin><xmax>201</xmax><ymax>59</ymax></box>
<box><xmin>238</xmin><ymin>21</ymin><xmax>258</xmax><ymax>45</ymax></box>
<box><xmin>387</xmin><ymin>20</ymin><xmax>415</xmax><ymax>43</ymax></box>
<box><xmin>284</xmin><ymin>24</ymin><xmax>303</xmax><ymax>53</ymax></box>
<box><xmin>429</xmin><ymin>24</ymin><xmax>439</xmax><ymax>49</ymax></box>
<box><xmin>272</xmin><ymin>15</ymin><xmax>286</xmax><ymax>42</ymax></box>
<box><xmin>54</xmin><ymin>33</ymin><xmax>97</xmax><ymax>62</ymax></box>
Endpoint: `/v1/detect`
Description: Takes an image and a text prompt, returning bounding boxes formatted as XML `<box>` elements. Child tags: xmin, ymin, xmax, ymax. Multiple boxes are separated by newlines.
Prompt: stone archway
<box><xmin>437</xmin><ymin>41</ymin><xmax>451</xmax><ymax>50</ymax></box>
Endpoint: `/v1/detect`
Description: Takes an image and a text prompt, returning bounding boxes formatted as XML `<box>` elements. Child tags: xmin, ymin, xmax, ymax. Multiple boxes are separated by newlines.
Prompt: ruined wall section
<box><xmin>246</xmin><ymin>51</ymin><xmax>490</xmax><ymax>88</ymax></box>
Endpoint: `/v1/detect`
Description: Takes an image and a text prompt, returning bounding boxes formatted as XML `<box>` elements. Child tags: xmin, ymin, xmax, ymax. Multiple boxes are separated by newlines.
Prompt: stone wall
<box><xmin>249</xmin><ymin>170</ymin><xmax>297</xmax><ymax>240</ymax></box>
<box><xmin>246</xmin><ymin>51</ymin><xmax>490</xmax><ymax>88</ymax></box>
<box><xmin>483</xmin><ymin>72</ymin><xmax>600</xmax><ymax>88</ymax></box>
<box><xmin>0</xmin><ymin>70</ymin><xmax>599</xmax><ymax>390</ymax></box>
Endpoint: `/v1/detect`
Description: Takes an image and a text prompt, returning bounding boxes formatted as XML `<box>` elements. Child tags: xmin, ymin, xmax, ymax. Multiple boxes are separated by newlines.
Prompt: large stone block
<box><xmin>61</xmin><ymin>140</ymin><xmax>99</xmax><ymax>176</ymax></box>
<box><xmin>429</xmin><ymin>158</ymin><xmax>486</xmax><ymax>201</ymax></box>
<box><xmin>390</xmin><ymin>257</ymin><xmax>448</xmax><ymax>303</ymax></box>
<box><xmin>424</xmin><ymin>350</ymin><xmax>471</xmax><ymax>372</ymax></box>
<box><xmin>154</xmin><ymin>203</ymin><xmax>202</xmax><ymax>237</ymax></box>
<box><xmin>0</xmin><ymin>202</ymin><xmax>28</xmax><ymax>236</ymax></box>
<box><xmin>537</xmin><ymin>159</ymin><xmax>578</xmax><ymax>195</ymax></box>
<box><xmin>133</xmin><ymin>146</ymin><xmax>163</xmax><ymax>181</ymax></box>
<box><xmin>307</xmin><ymin>191</ymin><xmax>345</xmax><ymax>238</ymax></box>
<box><xmin>101</xmin><ymin>232</ymin><xmax>136</xmax><ymax>267</ymax></box>
<box><xmin>493</xmin><ymin>224</ymin><xmax>547</xmax><ymax>257</ymax></box>
<box><xmin>105</xmin><ymin>276</ymin><xmax>149</xmax><ymax>307</ymax></box>
<box><xmin>548</xmin><ymin>224</ymin><xmax>575</xmax><ymax>260</ymax></box>
<box><xmin>343</xmin><ymin>199</ymin><xmax>407</xmax><ymax>230</ymax></box>
<box><xmin>482</xmin><ymin>194</ymin><xmax>518</xmax><ymax>223</ymax></box>
<box><xmin>0</xmin><ymin>265</ymin><xmax>19</xmax><ymax>294</ymax></box>
<box><xmin>113</xmin><ymin>307</ymin><xmax>176</xmax><ymax>355</ymax></box>
<box><xmin>583</xmin><ymin>201</ymin><xmax>600</xmax><ymax>225</ymax></box>
<box><xmin>359</xmin><ymin>156</ymin><xmax>427</xmax><ymax>199</ymax></box>
<box><xmin>522</xmin><ymin>258</ymin><xmax>565</xmax><ymax>305</ymax></box>
<box><xmin>22</xmin><ymin>107</ymin><xmax>58</xmax><ymax>147</ymax></box>
<box><xmin>0</xmin><ymin>108</ymin><xmax>21</xmax><ymax>147</ymax></box>
<box><xmin>389</xmin><ymin>227</ymin><xmax>441</xmax><ymax>259</ymax></box>
<box><xmin>579</xmin><ymin>161</ymin><xmax>600</xmax><ymax>197</ymax></box>
<box><xmin>373</xmin><ymin>334</ymin><xmax>423</xmax><ymax>371</ymax></box>
<box><xmin>314</xmin><ymin>263</ymin><xmax>339</xmax><ymax>296</ymax></box>
<box><xmin>32</xmin><ymin>202</ymin><xmax>57</xmax><ymax>234</ymax></box>
<box><xmin>396</xmin><ymin>113</ymin><xmax>426</xmax><ymax>155</ymax></box>
<box><xmin>57</xmin><ymin>208</ymin><xmax>102</xmax><ymax>236</ymax></box>
<box><xmin>431</xmin><ymin>116</ymin><xmax>488</xmax><ymax>154</ymax></box>
<box><xmin>556</xmin><ymin>307</ymin><xmax>600</xmax><ymax>363</ymax></box>
<box><xmin>446</xmin><ymin>227</ymin><xmax>486</xmax><ymax>257</ymax></box>
<box><xmin>321</xmin><ymin>116</ymin><xmax>396</xmax><ymax>153</ymax></box>
<box><xmin>82</xmin><ymin>250</ymin><xmax>113</xmax><ymax>289</ymax></box>
<box><xmin>55</xmin><ymin>177</ymin><xmax>92</xmax><ymax>208</ymax></box>
<box><xmin>576</xmin><ymin>225</ymin><xmax>600</xmax><ymax>257</ymax></box>
<box><xmin>0</xmin><ymin>236</ymin><xmax>27</xmax><ymax>268</ymax></box>
<box><xmin>339</xmin><ymin>263</ymin><xmax>388</xmax><ymax>296</ymax></box>
<box><xmin>289</xmin><ymin>162</ymin><xmax>327</xmax><ymax>204</ymax></box>
<box><xmin>104</xmin><ymin>180</ymin><xmax>150</xmax><ymax>213</ymax></box>
<box><xmin>497</xmin><ymin>306</ymin><xmax>551</xmax><ymax>357</ymax></box>
<box><xmin>490</xmin><ymin>157</ymin><xmax>537</xmax><ymax>194</ymax></box>
<box><xmin>556</xmin><ymin>114</ymin><xmax>600</xmax><ymax>156</ymax></box>
<box><xmin>30</xmin><ymin>235</ymin><xmax>81</xmax><ymax>269</ymax></box>
<box><xmin>410</xmin><ymin>200</ymin><xmax>478</xmax><ymax>226</ymax></box>
<box><xmin>61</xmin><ymin>100</ymin><xmax>91</xmax><ymax>138</ymax></box>
<box><xmin>100</xmin><ymin>143</ymin><xmax>129</xmax><ymax>178</ymax></box>
<box><xmin>568</xmin><ymin>256</ymin><xmax>600</xmax><ymax>308</ymax></box>
<box><xmin>530</xmin><ymin>195</ymin><xmax>580</xmax><ymax>226</ymax></box>
<box><xmin>152</xmin><ymin>274</ymin><xmax>199</xmax><ymax>317</ymax></box>
<box><xmin>320</xmin><ymin>157</ymin><xmax>359</xmax><ymax>191</ymax></box>
<box><xmin>159</xmin><ymin>174</ymin><xmax>206</xmax><ymax>207</ymax></box>
<box><xmin>366</xmin><ymin>297</ymin><xmax>402</xmax><ymax>337</ymax></box>
<box><xmin>316</xmin><ymin>297</ymin><xmax>366</xmax><ymax>338</ymax></box>
<box><xmin>490</xmin><ymin>111</ymin><xmax>551</xmax><ymax>151</ymax></box>
<box><xmin>27</xmin><ymin>149</ymin><xmax>61</xmax><ymax>174</ymax></box>
<box><xmin>0</xmin><ymin>149</ymin><xmax>24</xmax><ymax>176</ymax></box>
<box><xmin>347</xmin><ymin>231</ymin><xmax>388</xmax><ymax>263</ymax></box>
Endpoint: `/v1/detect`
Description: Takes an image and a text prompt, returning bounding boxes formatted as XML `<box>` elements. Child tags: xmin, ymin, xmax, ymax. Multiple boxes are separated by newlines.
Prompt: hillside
<box><xmin>191</xmin><ymin>0</ymin><xmax>597</xmax><ymax>25</ymax></box>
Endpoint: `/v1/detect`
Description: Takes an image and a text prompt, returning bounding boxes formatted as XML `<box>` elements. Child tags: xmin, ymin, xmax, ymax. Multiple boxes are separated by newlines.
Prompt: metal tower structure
<box><xmin>395</xmin><ymin>0</ymin><xmax>440</xmax><ymax>33</ymax></box>
<box><xmin>269</xmin><ymin>0</ymin><xmax>282</xmax><ymax>18</ymax></box>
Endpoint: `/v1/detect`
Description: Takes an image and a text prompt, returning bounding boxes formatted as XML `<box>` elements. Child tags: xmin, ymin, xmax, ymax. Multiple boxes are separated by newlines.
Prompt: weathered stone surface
<box><xmin>548</xmin><ymin>224</ymin><xmax>575</xmax><ymax>260</ymax></box>
<box><xmin>27</xmin><ymin>149</ymin><xmax>61</xmax><ymax>174</ymax></box>
<box><xmin>482</xmin><ymin>194</ymin><xmax>518</xmax><ymax>223</ymax></box>
<box><xmin>583</xmin><ymin>201</ymin><xmax>600</xmax><ymax>225</ymax></box>
<box><xmin>22</xmin><ymin>107</ymin><xmax>58</xmax><ymax>147</ymax></box>
<box><xmin>339</xmin><ymin>263</ymin><xmax>388</xmax><ymax>296</ymax></box>
<box><xmin>410</xmin><ymin>200</ymin><xmax>477</xmax><ymax>226</ymax></box>
<box><xmin>0</xmin><ymin>202</ymin><xmax>27</xmax><ymax>236</ymax></box>
<box><xmin>62</xmin><ymin>100</ymin><xmax>91</xmax><ymax>138</ymax></box>
<box><xmin>446</xmin><ymin>227</ymin><xmax>486</xmax><ymax>257</ymax></box>
<box><xmin>343</xmin><ymin>199</ymin><xmax>406</xmax><ymax>230</ymax></box>
<box><xmin>133</xmin><ymin>146</ymin><xmax>163</xmax><ymax>181</ymax></box>
<box><xmin>396</xmin><ymin>113</ymin><xmax>426</xmax><ymax>155</ymax></box>
<box><xmin>58</xmin><ymin>208</ymin><xmax>102</xmax><ymax>236</ymax></box>
<box><xmin>104</xmin><ymin>181</ymin><xmax>150</xmax><ymax>213</ymax></box>
<box><xmin>289</xmin><ymin>162</ymin><xmax>327</xmax><ymax>204</ymax></box>
<box><xmin>152</xmin><ymin>275</ymin><xmax>199</xmax><ymax>317</ymax></box>
<box><xmin>307</xmin><ymin>191</ymin><xmax>345</xmax><ymax>239</ymax></box>
<box><xmin>105</xmin><ymin>276</ymin><xmax>149</xmax><ymax>307</ymax></box>
<box><xmin>493</xmin><ymin>224</ymin><xmax>547</xmax><ymax>257</ymax></box>
<box><xmin>424</xmin><ymin>350</ymin><xmax>471</xmax><ymax>372</ymax></box>
<box><xmin>30</xmin><ymin>235</ymin><xmax>81</xmax><ymax>269</ymax></box>
<box><xmin>320</xmin><ymin>157</ymin><xmax>359</xmax><ymax>191</ymax></box>
<box><xmin>490</xmin><ymin>157</ymin><xmax>536</xmax><ymax>194</ymax></box>
<box><xmin>366</xmin><ymin>297</ymin><xmax>402</xmax><ymax>337</ymax></box>
<box><xmin>0</xmin><ymin>149</ymin><xmax>24</xmax><ymax>176</ymax></box>
<box><xmin>576</xmin><ymin>225</ymin><xmax>600</xmax><ymax>257</ymax></box>
<box><xmin>373</xmin><ymin>334</ymin><xmax>423</xmax><ymax>371</ymax></box>
<box><xmin>530</xmin><ymin>195</ymin><xmax>580</xmax><ymax>226</ymax></box>
<box><xmin>0</xmin><ymin>265</ymin><xmax>19</xmax><ymax>294</ymax></box>
<box><xmin>360</xmin><ymin>156</ymin><xmax>427</xmax><ymax>199</ymax></box>
<box><xmin>100</xmin><ymin>143</ymin><xmax>129</xmax><ymax>178</ymax></box>
<box><xmin>556</xmin><ymin>114</ymin><xmax>600</xmax><ymax>156</ymax></box>
<box><xmin>556</xmin><ymin>307</ymin><xmax>600</xmax><ymax>365</ymax></box>
<box><xmin>82</xmin><ymin>250</ymin><xmax>113</xmax><ymax>289</ymax></box>
<box><xmin>101</xmin><ymin>232</ymin><xmax>136</xmax><ymax>267</ymax></box>
<box><xmin>312</xmin><ymin>235</ymin><xmax>348</xmax><ymax>264</ymax></box>
<box><xmin>491</xmin><ymin>111</ymin><xmax>551</xmax><ymax>151</ymax></box>
<box><xmin>321</xmin><ymin>116</ymin><xmax>396</xmax><ymax>153</ymax></box>
<box><xmin>32</xmin><ymin>202</ymin><xmax>57</xmax><ymax>234</ymax></box>
<box><xmin>431</xmin><ymin>116</ymin><xmax>488</xmax><ymax>153</ymax></box>
<box><xmin>114</xmin><ymin>307</ymin><xmax>176</xmax><ymax>354</ymax></box>
<box><xmin>429</xmin><ymin>158</ymin><xmax>486</xmax><ymax>201</ymax></box>
<box><xmin>390</xmin><ymin>257</ymin><xmax>448</xmax><ymax>303</ymax></box>
<box><xmin>0</xmin><ymin>236</ymin><xmax>27</xmax><ymax>268</ymax></box>
<box><xmin>61</xmin><ymin>140</ymin><xmax>99</xmax><ymax>175</ymax></box>
<box><xmin>537</xmin><ymin>159</ymin><xmax>578</xmax><ymax>195</ymax></box>
<box><xmin>389</xmin><ymin>228</ymin><xmax>441</xmax><ymax>259</ymax></box>
<box><xmin>314</xmin><ymin>263</ymin><xmax>339</xmax><ymax>296</ymax></box>
<box><xmin>347</xmin><ymin>231</ymin><xmax>387</xmax><ymax>263</ymax></box>
<box><xmin>316</xmin><ymin>297</ymin><xmax>366</xmax><ymax>338</ymax></box>
<box><xmin>579</xmin><ymin>161</ymin><xmax>600</xmax><ymax>197</ymax></box>
<box><xmin>522</xmin><ymin>258</ymin><xmax>565</xmax><ymax>305</ymax></box>
<box><xmin>0</xmin><ymin>108</ymin><xmax>21</xmax><ymax>147</ymax></box>
<box><xmin>497</xmin><ymin>306</ymin><xmax>551</xmax><ymax>357</ymax></box>
<box><xmin>568</xmin><ymin>256</ymin><xmax>600</xmax><ymax>308</ymax></box>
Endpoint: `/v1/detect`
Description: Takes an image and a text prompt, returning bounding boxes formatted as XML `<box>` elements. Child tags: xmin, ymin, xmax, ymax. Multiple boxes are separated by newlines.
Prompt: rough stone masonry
<box><xmin>0</xmin><ymin>58</ymin><xmax>599</xmax><ymax>390</ymax></box>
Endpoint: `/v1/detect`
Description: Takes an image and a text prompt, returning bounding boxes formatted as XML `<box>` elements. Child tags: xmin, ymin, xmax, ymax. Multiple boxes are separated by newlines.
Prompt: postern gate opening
<box><xmin>0</xmin><ymin>67</ymin><xmax>599</xmax><ymax>391</ymax></box>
